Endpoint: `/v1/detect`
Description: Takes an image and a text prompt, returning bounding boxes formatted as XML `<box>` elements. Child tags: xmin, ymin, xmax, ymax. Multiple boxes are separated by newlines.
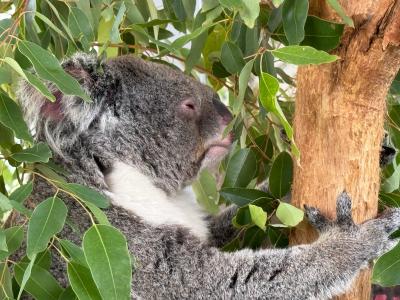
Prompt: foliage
<box><xmin>0</xmin><ymin>0</ymin><xmax>398</xmax><ymax>298</ymax></box>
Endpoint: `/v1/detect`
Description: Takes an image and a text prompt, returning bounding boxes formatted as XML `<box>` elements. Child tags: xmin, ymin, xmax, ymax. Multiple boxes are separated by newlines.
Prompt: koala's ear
<box><xmin>18</xmin><ymin>52</ymin><xmax>99</xmax><ymax>126</ymax></box>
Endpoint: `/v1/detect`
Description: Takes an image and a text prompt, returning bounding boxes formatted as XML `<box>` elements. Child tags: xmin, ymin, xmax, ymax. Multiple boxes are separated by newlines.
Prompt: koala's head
<box><xmin>19</xmin><ymin>53</ymin><xmax>233</xmax><ymax>193</ymax></box>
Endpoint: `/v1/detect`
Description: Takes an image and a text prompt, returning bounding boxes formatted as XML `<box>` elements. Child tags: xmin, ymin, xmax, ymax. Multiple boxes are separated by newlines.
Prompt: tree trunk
<box><xmin>290</xmin><ymin>0</ymin><xmax>400</xmax><ymax>299</ymax></box>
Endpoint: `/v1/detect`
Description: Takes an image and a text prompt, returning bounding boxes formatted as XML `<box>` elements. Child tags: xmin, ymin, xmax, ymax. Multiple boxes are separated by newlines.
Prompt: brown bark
<box><xmin>291</xmin><ymin>0</ymin><xmax>400</xmax><ymax>299</ymax></box>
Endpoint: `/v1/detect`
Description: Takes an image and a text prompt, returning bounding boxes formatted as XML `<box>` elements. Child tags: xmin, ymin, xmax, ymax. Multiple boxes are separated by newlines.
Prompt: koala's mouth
<box><xmin>200</xmin><ymin>133</ymin><xmax>234</xmax><ymax>169</ymax></box>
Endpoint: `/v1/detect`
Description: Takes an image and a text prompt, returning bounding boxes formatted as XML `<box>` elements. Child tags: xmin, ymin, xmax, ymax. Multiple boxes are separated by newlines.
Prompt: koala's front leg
<box><xmin>132</xmin><ymin>193</ymin><xmax>399</xmax><ymax>299</ymax></box>
<box><xmin>207</xmin><ymin>205</ymin><xmax>239</xmax><ymax>247</ymax></box>
<box><xmin>272</xmin><ymin>192</ymin><xmax>400</xmax><ymax>299</ymax></box>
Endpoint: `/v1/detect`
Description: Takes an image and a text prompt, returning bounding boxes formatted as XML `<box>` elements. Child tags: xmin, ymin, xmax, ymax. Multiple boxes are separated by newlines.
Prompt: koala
<box><xmin>17</xmin><ymin>53</ymin><xmax>400</xmax><ymax>299</ymax></box>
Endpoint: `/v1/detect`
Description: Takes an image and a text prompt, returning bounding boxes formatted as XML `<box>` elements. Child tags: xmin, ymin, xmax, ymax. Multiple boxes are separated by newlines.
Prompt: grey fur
<box><xmin>18</xmin><ymin>53</ymin><xmax>400</xmax><ymax>299</ymax></box>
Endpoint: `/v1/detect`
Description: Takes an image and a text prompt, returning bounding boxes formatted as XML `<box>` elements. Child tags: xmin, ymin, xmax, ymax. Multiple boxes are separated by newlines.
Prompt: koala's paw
<box><xmin>304</xmin><ymin>191</ymin><xmax>400</xmax><ymax>261</ymax></box>
<box><xmin>304</xmin><ymin>191</ymin><xmax>354</xmax><ymax>232</ymax></box>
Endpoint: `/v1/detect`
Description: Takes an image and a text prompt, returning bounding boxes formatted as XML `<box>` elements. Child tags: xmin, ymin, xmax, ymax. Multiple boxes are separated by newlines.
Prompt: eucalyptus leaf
<box><xmin>2</xmin><ymin>57</ymin><xmax>55</xmax><ymax>102</ymax></box>
<box><xmin>221</xmin><ymin>41</ymin><xmax>245</xmax><ymax>74</ymax></box>
<box><xmin>10</xmin><ymin>142</ymin><xmax>52</xmax><ymax>163</ymax></box>
<box><xmin>58</xmin><ymin>183</ymin><xmax>109</xmax><ymax>208</ymax></box>
<box><xmin>15</xmin><ymin>260</ymin><xmax>64</xmax><ymax>300</ymax></box>
<box><xmin>269</xmin><ymin>151</ymin><xmax>293</xmax><ymax>198</ymax></box>
<box><xmin>271</xmin><ymin>46</ymin><xmax>339</xmax><ymax>65</ymax></box>
<box><xmin>326</xmin><ymin>0</ymin><xmax>354</xmax><ymax>27</ymax></box>
<box><xmin>192</xmin><ymin>170</ymin><xmax>219</xmax><ymax>214</ymax></box>
<box><xmin>16</xmin><ymin>254</ymin><xmax>36</xmax><ymax>300</ymax></box>
<box><xmin>68</xmin><ymin>7</ymin><xmax>95</xmax><ymax>49</ymax></box>
<box><xmin>67</xmin><ymin>262</ymin><xmax>102</xmax><ymax>300</ymax></box>
<box><xmin>276</xmin><ymin>202</ymin><xmax>304</xmax><ymax>227</ymax></box>
<box><xmin>83</xmin><ymin>225</ymin><xmax>132</xmax><ymax>300</ymax></box>
<box><xmin>259</xmin><ymin>72</ymin><xmax>297</xmax><ymax>156</ymax></box>
<box><xmin>0</xmin><ymin>91</ymin><xmax>33</xmax><ymax>143</ymax></box>
<box><xmin>373</xmin><ymin>242</ymin><xmax>400</xmax><ymax>286</ymax></box>
<box><xmin>220</xmin><ymin>188</ymin><xmax>272</xmax><ymax>207</ymax></box>
<box><xmin>9</xmin><ymin>181</ymin><xmax>33</xmax><ymax>203</ymax></box>
<box><xmin>282</xmin><ymin>0</ymin><xmax>308</xmax><ymax>44</ymax></box>
<box><xmin>18</xmin><ymin>41</ymin><xmax>90</xmax><ymax>102</ymax></box>
<box><xmin>0</xmin><ymin>230</ymin><xmax>7</xmax><ymax>252</ymax></box>
<box><xmin>0</xmin><ymin>226</ymin><xmax>24</xmax><ymax>260</ymax></box>
<box><xmin>27</xmin><ymin>197</ymin><xmax>67</xmax><ymax>259</ymax></box>
<box><xmin>234</xmin><ymin>59</ymin><xmax>254</xmax><ymax>114</ymax></box>
<box><xmin>0</xmin><ymin>192</ymin><xmax>12</xmax><ymax>213</ymax></box>
<box><xmin>0</xmin><ymin>263</ymin><xmax>13</xmax><ymax>300</ymax></box>
<box><xmin>111</xmin><ymin>2</ymin><xmax>126</xmax><ymax>43</ymax></box>
<box><xmin>60</xmin><ymin>239</ymin><xmax>88</xmax><ymax>267</ymax></box>
<box><xmin>219</xmin><ymin>0</ymin><xmax>259</xmax><ymax>28</ymax></box>
<box><xmin>223</xmin><ymin>148</ymin><xmax>258</xmax><ymax>188</ymax></box>
<box><xmin>248</xmin><ymin>204</ymin><xmax>267</xmax><ymax>231</ymax></box>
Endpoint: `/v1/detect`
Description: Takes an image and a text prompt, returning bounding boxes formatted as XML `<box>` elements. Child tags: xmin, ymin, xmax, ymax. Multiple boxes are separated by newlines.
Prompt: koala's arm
<box><xmin>125</xmin><ymin>193</ymin><xmax>400</xmax><ymax>299</ymax></box>
<box><xmin>207</xmin><ymin>205</ymin><xmax>239</xmax><ymax>247</ymax></box>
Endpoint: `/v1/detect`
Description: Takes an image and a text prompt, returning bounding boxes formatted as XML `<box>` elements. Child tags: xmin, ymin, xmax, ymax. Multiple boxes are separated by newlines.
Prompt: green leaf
<box><xmin>248</xmin><ymin>204</ymin><xmax>267</xmax><ymax>231</ymax></box>
<box><xmin>16</xmin><ymin>254</ymin><xmax>36</xmax><ymax>300</ymax></box>
<box><xmin>35</xmin><ymin>11</ymin><xmax>68</xmax><ymax>40</ymax></box>
<box><xmin>0</xmin><ymin>122</ymin><xmax>14</xmax><ymax>149</ymax></box>
<box><xmin>9</xmin><ymin>199</ymin><xmax>32</xmax><ymax>217</ymax></box>
<box><xmin>58</xmin><ymin>287</ymin><xmax>78</xmax><ymax>300</ymax></box>
<box><xmin>68</xmin><ymin>262</ymin><xmax>102</xmax><ymax>300</ymax></box>
<box><xmin>3</xmin><ymin>57</ymin><xmax>55</xmax><ymax>102</ymax></box>
<box><xmin>326</xmin><ymin>0</ymin><xmax>354</xmax><ymax>27</ymax></box>
<box><xmin>15</xmin><ymin>261</ymin><xmax>63</xmax><ymax>300</ymax></box>
<box><xmin>36</xmin><ymin>250</ymin><xmax>52</xmax><ymax>270</ymax></box>
<box><xmin>373</xmin><ymin>242</ymin><xmax>400</xmax><ymax>286</ymax></box>
<box><xmin>60</xmin><ymin>239</ymin><xmax>87</xmax><ymax>267</ymax></box>
<box><xmin>83</xmin><ymin>225</ymin><xmax>132</xmax><ymax>300</ymax></box>
<box><xmin>10</xmin><ymin>142</ymin><xmax>52</xmax><ymax>163</ymax></box>
<box><xmin>192</xmin><ymin>170</ymin><xmax>219</xmax><ymax>214</ymax></box>
<box><xmin>111</xmin><ymin>3</ymin><xmax>126</xmax><ymax>43</ymax></box>
<box><xmin>272</xmin><ymin>16</ymin><xmax>345</xmax><ymax>51</ymax></box>
<box><xmin>18</xmin><ymin>41</ymin><xmax>90</xmax><ymax>102</ymax></box>
<box><xmin>0</xmin><ymin>263</ymin><xmax>13</xmax><ymax>300</ymax></box>
<box><xmin>220</xmin><ymin>188</ymin><xmax>272</xmax><ymax>207</ymax></box>
<box><xmin>168</xmin><ymin>23</ymin><xmax>215</xmax><ymax>52</ymax></box>
<box><xmin>0</xmin><ymin>192</ymin><xmax>12</xmax><ymax>213</ymax></box>
<box><xmin>276</xmin><ymin>202</ymin><xmax>304</xmax><ymax>227</ymax></box>
<box><xmin>27</xmin><ymin>197</ymin><xmax>67</xmax><ymax>259</ymax></box>
<box><xmin>9</xmin><ymin>181</ymin><xmax>33</xmax><ymax>203</ymax></box>
<box><xmin>271</xmin><ymin>45</ymin><xmax>340</xmax><ymax>65</ymax></box>
<box><xmin>0</xmin><ymin>226</ymin><xmax>24</xmax><ymax>260</ymax></box>
<box><xmin>68</xmin><ymin>7</ymin><xmax>95</xmax><ymax>50</ymax></box>
<box><xmin>58</xmin><ymin>183</ymin><xmax>109</xmax><ymax>208</ymax></box>
<box><xmin>221</xmin><ymin>41</ymin><xmax>245</xmax><ymax>74</ymax></box>
<box><xmin>282</xmin><ymin>0</ymin><xmax>308</xmax><ymax>44</ymax></box>
<box><xmin>223</xmin><ymin>148</ymin><xmax>258</xmax><ymax>188</ymax></box>
<box><xmin>0</xmin><ymin>91</ymin><xmax>33</xmax><ymax>143</ymax></box>
<box><xmin>234</xmin><ymin>59</ymin><xmax>254</xmax><ymax>114</ymax></box>
<box><xmin>269</xmin><ymin>151</ymin><xmax>293</xmax><ymax>198</ymax></box>
<box><xmin>380</xmin><ymin>192</ymin><xmax>400</xmax><ymax>207</ymax></box>
<box><xmin>0</xmin><ymin>229</ymin><xmax>7</xmax><ymax>252</ymax></box>
<box><xmin>86</xmin><ymin>202</ymin><xmax>111</xmax><ymax>225</ymax></box>
<box><xmin>302</xmin><ymin>16</ymin><xmax>344</xmax><ymax>51</ymax></box>
<box><xmin>259</xmin><ymin>72</ymin><xmax>298</xmax><ymax>155</ymax></box>
<box><xmin>219</xmin><ymin>0</ymin><xmax>260</xmax><ymax>28</ymax></box>
<box><xmin>98</xmin><ymin>16</ymin><xmax>118</xmax><ymax>57</ymax></box>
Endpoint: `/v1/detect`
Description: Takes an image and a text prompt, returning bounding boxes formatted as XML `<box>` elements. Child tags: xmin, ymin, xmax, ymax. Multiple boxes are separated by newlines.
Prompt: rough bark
<box><xmin>291</xmin><ymin>0</ymin><xmax>400</xmax><ymax>299</ymax></box>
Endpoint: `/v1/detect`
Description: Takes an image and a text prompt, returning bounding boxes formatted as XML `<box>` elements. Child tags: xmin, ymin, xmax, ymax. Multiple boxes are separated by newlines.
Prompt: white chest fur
<box><xmin>104</xmin><ymin>162</ymin><xmax>209</xmax><ymax>240</ymax></box>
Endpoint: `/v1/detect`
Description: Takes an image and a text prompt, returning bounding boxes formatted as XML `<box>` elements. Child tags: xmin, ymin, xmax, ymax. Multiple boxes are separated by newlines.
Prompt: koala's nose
<box><xmin>212</xmin><ymin>98</ymin><xmax>232</xmax><ymax>125</ymax></box>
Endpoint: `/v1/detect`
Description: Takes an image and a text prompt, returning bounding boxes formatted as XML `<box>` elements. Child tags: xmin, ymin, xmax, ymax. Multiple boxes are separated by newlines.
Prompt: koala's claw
<box><xmin>304</xmin><ymin>205</ymin><xmax>330</xmax><ymax>231</ymax></box>
<box><xmin>336</xmin><ymin>191</ymin><xmax>354</xmax><ymax>227</ymax></box>
<box><xmin>376</xmin><ymin>208</ymin><xmax>400</xmax><ymax>234</ymax></box>
<box><xmin>304</xmin><ymin>191</ymin><xmax>356</xmax><ymax>232</ymax></box>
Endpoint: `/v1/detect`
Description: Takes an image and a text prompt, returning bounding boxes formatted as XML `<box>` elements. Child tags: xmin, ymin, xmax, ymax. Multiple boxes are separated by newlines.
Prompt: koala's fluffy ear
<box><xmin>17</xmin><ymin>52</ymin><xmax>100</xmax><ymax>128</ymax></box>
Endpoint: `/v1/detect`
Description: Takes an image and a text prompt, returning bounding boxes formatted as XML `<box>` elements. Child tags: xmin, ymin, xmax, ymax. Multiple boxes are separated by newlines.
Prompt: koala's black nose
<box><xmin>213</xmin><ymin>98</ymin><xmax>232</xmax><ymax>125</ymax></box>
